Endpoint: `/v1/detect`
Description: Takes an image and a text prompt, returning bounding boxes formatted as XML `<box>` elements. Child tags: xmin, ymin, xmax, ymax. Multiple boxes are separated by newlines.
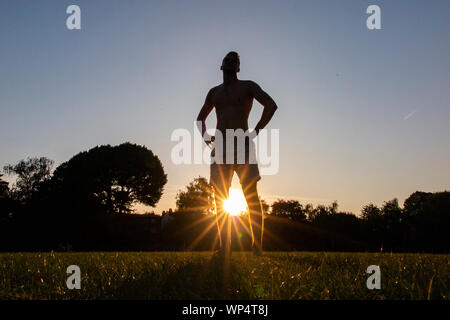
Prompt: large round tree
<box><xmin>52</xmin><ymin>142</ymin><xmax>167</xmax><ymax>215</ymax></box>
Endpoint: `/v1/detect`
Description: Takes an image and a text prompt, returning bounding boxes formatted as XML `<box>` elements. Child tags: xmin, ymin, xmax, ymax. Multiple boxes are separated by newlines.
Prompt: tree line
<box><xmin>0</xmin><ymin>143</ymin><xmax>448</xmax><ymax>252</ymax></box>
<box><xmin>167</xmin><ymin>177</ymin><xmax>449</xmax><ymax>252</ymax></box>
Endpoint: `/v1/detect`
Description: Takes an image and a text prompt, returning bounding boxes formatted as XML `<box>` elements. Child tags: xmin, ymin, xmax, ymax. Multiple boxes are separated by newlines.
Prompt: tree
<box><xmin>304</xmin><ymin>203</ymin><xmax>315</xmax><ymax>221</ymax></box>
<box><xmin>360</xmin><ymin>199</ymin><xmax>403</xmax><ymax>251</ymax></box>
<box><xmin>403</xmin><ymin>191</ymin><xmax>430</xmax><ymax>219</ymax></box>
<box><xmin>0</xmin><ymin>173</ymin><xmax>11</xmax><ymax>217</ymax></box>
<box><xmin>402</xmin><ymin>191</ymin><xmax>450</xmax><ymax>251</ymax></box>
<box><xmin>309</xmin><ymin>204</ymin><xmax>329</xmax><ymax>222</ymax></box>
<box><xmin>175</xmin><ymin>177</ymin><xmax>214</xmax><ymax>214</ymax></box>
<box><xmin>381</xmin><ymin>198</ymin><xmax>402</xmax><ymax>229</ymax></box>
<box><xmin>361</xmin><ymin>203</ymin><xmax>382</xmax><ymax>221</ymax></box>
<box><xmin>0</xmin><ymin>173</ymin><xmax>8</xmax><ymax>197</ymax></box>
<box><xmin>3</xmin><ymin>157</ymin><xmax>54</xmax><ymax>203</ymax></box>
<box><xmin>51</xmin><ymin>142</ymin><xmax>167</xmax><ymax>215</ymax></box>
<box><xmin>271</xmin><ymin>199</ymin><xmax>306</xmax><ymax>222</ymax></box>
<box><xmin>328</xmin><ymin>201</ymin><xmax>338</xmax><ymax>215</ymax></box>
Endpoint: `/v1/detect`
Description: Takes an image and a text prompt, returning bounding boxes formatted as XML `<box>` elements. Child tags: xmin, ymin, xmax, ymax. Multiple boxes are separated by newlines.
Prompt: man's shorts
<box><xmin>210</xmin><ymin>162</ymin><xmax>261</xmax><ymax>193</ymax></box>
<box><xmin>209</xmin><ymin>135</ymin><xmax>260</xmax><ymax>192</ymax></box>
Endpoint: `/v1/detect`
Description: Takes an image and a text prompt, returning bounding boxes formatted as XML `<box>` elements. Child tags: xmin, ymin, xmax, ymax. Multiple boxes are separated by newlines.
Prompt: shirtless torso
<box><xmin>201</xmin><ymin>79</ymin><xmax>277</xmax><ymax>140</ymax></box>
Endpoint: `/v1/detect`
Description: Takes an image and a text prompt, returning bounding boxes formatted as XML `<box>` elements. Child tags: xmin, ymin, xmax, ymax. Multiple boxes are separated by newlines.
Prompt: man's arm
<box><xmin>196</xmin><ymin>88</ymin><xmax>215</xmax><ymax>143</ymax></box>
<box><xmin>250</xmin><ymin>81</ymin><xmax>278</xmax><ymax>134</ymax></box>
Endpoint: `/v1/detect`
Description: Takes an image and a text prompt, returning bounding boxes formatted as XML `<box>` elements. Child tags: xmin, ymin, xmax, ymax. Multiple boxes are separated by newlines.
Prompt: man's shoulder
<box><xmin>208</xmin><ymin>84</ymin><xmax>222</xmax><ymax>95</ymax></box>
<box><xmin>239</xmin><ymin>79</ymin><xmax>257</xmax><ymax>86</ymax></box>
<box><xmin>239</xmin><ymin>80</ymin><xmax>260</xmax><ymax>90</ymax></box>
<box><xmin>208</xmin><ymin>80</ymin><xmax>259</xmax><ymax>94</ymax></box>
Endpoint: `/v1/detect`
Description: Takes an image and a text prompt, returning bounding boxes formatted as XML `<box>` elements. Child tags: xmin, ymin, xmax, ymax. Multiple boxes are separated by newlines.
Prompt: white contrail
<box><xmin>403</xmin><ymin>109</ymin><xmax>419</xmax><ymax>120</ymax></box>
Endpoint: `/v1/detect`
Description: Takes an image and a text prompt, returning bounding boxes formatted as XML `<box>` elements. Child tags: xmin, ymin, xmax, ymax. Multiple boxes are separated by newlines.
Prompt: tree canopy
<box><xmin>270</xmin><ymin>199</ymin><xmax>306</xmax><ymax>221</ymax></box>
<box><xmin>175</xmin><ymin>177</ymin><xmax>214</xmax><ymax>214</ymax></box>
<box><xmin>3</xmin><ymin>157</ymin><xmax>54</xmax><ymax>202</ymax></box>
<box><xmin>52</xmin><ymin>142</ymin><xmax>167</xmax><ymax>215</ymax></box>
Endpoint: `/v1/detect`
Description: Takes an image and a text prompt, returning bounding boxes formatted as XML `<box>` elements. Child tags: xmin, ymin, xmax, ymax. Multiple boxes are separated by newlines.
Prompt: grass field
<box><xmin>0</xmin><ymin>252</ymin><xmax>448</xmax><ymax>300</ymax></box>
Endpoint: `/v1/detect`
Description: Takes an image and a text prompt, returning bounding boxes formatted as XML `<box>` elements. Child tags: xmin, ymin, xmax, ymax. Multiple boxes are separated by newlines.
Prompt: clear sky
<box><xmin>1</xmin><ymin>0</ymin><xmax>449</xmax><ymax>215</ymax></box>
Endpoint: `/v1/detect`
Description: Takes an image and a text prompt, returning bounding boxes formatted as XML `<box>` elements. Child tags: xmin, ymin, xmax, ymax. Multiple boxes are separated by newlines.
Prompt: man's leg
<box><xmin>210</xmin><ymin>164</ymin><xmax>233</xmax><ymax>254</ymax></box>
<box><xmin>242</xmin><ymin>180</ymin><xmax>264</xmax><ymax>253</ymax></box>
<box><xmin>213</xmin><ymin>186</ymin><xmax>231</xmax><ymax>254</ymax></box>
<box><xmin>210</xmin><ymin>165</ymin><xmax>233</xmax><ymax>298</ymax></box>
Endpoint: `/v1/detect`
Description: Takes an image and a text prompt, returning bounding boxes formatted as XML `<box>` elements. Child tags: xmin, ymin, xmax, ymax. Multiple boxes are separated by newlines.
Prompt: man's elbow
<box><xmin>272</xmin><ymin>103</ymin><xmax>278</xmax><ymax>113</ymax></box>
<box><xmin>263</xmin><ymin>101</ymin><xmax>278</xmax><ymax>113</ymax></box>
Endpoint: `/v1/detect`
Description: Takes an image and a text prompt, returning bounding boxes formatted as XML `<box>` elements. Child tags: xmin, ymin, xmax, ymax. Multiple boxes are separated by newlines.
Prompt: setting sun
<box><xmin>223</xmin><ymin>188</ymin><xmax>248</xmax><ymax>216</ymax></box>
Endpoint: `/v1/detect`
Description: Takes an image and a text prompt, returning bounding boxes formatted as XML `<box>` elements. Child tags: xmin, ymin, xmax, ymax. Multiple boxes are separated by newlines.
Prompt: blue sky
<box><xmin>1</xmin><ymin>0</ymin><xmax>449</xmax><ymax>214</ymax></box>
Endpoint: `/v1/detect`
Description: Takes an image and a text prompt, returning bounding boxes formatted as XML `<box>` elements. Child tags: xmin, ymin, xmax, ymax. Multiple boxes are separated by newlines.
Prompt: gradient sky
<box><xmin>1</xmin><ymin>0</ymin><xmax>449</xmax><ymax>215</ymax></box>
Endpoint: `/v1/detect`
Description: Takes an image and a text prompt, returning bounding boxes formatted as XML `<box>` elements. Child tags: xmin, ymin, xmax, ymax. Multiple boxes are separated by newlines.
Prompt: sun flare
<box><xmin>223</xmin><ymin>188</ymin><xmax>248</xmax><ymax>216</ymax></box>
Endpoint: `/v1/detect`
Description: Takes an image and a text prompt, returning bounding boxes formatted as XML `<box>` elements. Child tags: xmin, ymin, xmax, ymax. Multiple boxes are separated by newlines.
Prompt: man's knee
<box><xmin>242</xmin><ymin>180</ymin><xmax>258</xmax><ymax>195</ymax></box>
<box><xmin>242</xmin><ymin>181</ymin><xmax>260</xmax><ymax>207</ymax></box>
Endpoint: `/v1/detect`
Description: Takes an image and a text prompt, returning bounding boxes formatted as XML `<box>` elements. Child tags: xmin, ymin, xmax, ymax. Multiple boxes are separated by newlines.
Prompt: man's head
<box><xmin>221</xmin><ymin>51</ymin><xmax>240</xmax><ymax>73</ymax></box>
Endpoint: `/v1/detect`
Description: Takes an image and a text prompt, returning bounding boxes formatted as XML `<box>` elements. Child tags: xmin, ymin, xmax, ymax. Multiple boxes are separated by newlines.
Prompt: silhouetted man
<box><xmin>197</xmin><ymin>51</ymin><xmax>278</xmax><ymax>256</ymax></box>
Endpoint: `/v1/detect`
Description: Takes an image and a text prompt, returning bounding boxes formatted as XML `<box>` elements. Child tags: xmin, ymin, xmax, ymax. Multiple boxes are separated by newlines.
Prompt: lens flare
<box><xmin>223</xmin><ymin>188</ymin><xmax>248</xmax><ymax>216</ymax></box>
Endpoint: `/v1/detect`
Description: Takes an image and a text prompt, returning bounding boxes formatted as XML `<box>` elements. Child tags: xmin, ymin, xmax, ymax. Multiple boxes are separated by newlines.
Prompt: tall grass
<box><xmin>0</xmin><ymin>252</ymin><xmax>448</xmax><ymax>300</ymax></box>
